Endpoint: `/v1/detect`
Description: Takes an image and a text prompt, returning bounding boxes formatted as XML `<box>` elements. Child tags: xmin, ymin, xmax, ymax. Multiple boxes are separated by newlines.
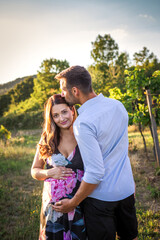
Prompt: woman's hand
<box><xmin>47</xmin><ymin>166</ymin><xmax>74</xmax><ymax>180</ymax></box>
<box><xmin>31</xmin><ymin>147</ymin><xmax>74</xmax><ymax>181</ymax></box>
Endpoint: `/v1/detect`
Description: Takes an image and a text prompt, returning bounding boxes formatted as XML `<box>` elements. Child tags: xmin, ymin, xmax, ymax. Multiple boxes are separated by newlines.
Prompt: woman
<box><xmin>31</xmin><ymin>94</ymin><xmax>86</xmax><ymax>240</ymax></box>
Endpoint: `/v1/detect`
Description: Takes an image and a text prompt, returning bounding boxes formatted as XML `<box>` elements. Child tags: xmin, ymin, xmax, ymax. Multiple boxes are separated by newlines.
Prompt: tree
<box><xmin>31</xmin><ymin>58</ymin><xmax>69</xmax><ymax>107</ymax></box>
<box><xmin>133</xmin><ymin>47</ymin><xmax>155</xmax><ymax>66</ymax></box>
<box><xmin>133</xmin><ymin>47</ymin><xmax>160</xmax><ymax>77</ymax></box>
<box><xmin>88</xmin><ymin>64</ymin><xmax>109</xmax><ymax>95</ymax></box>
<box><xmin>91</xmin><ymin>34</ymin><xmax>119</xmax><ymax>64</ymax></box>
<box><xmin>10</xmin><ymin>76</ymin><xmax>34</xmax><ymax>105</ymax></box>
<box><xmin>0</xmin><ymin>93</ymin><xmax>11</xmax><ymax>116</ymax></box>
<box><xmin>89</xmin><ymin>34</ymin><xmax>129</xmax><ymax>95</ymax></box>
<box><xmin>1</xmin><ymin>58</ymin><xmax>70</xmax><ymax>118</ymax></box>
<box><xmin>110</xmin><ymin>52</ymin><xmax>129</xmax><ymax>91</ymax></box>
<box><xmin>109</xmin><ymin>68</ymin><xmax>160</xmax><ymax>155</ymax></box>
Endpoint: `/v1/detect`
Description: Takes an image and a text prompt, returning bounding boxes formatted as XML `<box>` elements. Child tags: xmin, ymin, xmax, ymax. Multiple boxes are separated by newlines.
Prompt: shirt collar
<box><xmin>77</xmin><ymin>93</ymin><xmax>104</xmax><ymax>114</ymax></box>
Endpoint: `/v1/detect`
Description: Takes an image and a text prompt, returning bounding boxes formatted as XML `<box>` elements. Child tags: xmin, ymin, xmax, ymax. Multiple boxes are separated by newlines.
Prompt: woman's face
<box><xmin>51</xmin><ymin>103</ymin><xmax>74</xmax><ymax>129</ymax></box>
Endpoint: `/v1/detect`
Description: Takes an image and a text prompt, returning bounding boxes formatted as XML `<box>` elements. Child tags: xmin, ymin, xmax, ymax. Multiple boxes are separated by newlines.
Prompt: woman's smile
<box><xmin>60</xmin><ymin>120</ymin><xmax>68</xmax><ymax>125</ymax></box>
<box><xmin>51</xmin><ymin>103</ymin><xmax>74</xmax><ymax>129</ymax></box>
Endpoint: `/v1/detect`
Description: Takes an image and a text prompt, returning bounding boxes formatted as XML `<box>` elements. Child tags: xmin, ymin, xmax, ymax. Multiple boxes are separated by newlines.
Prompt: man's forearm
<box><xmin>70</xmin><ymin>180</ymin><xmax>98</xmax><ymax>206</ymax></box>
<box><xmin>53</xmin><ymin>180</ymin><xmax>98</xmax><ymax>213</ymax></box>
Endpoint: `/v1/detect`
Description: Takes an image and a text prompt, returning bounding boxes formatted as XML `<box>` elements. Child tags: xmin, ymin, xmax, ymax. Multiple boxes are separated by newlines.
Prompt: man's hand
<box><xmin>53</xmin><ymin>180</ymin><xmax>98</xmax><ymax>213</ymax></box>
<box><xmin>52</xmin><ymin>199</ymin><xmax>77</xmax><ymax>213</ymax></box>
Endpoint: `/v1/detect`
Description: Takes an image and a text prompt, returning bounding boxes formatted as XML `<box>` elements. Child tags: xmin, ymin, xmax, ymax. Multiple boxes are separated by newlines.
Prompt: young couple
<box><xmin>31</xmin><ymin>66</ymin><xmax>138</xmax><ymax>240</ymax></box>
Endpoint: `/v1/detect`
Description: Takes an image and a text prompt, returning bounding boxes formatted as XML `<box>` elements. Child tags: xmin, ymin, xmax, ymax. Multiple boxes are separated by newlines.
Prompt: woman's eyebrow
<box><xmin>52</xmin><ymin>108</ymin><xmax>68</xmax><ymax>114</ymax></box>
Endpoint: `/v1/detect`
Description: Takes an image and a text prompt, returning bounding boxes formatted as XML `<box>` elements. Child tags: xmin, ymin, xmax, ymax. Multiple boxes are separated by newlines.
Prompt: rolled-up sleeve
<box><xmin>74</xmin><ymin>121</ymin><xmax>105</xmax><ymax>184</ymax></box>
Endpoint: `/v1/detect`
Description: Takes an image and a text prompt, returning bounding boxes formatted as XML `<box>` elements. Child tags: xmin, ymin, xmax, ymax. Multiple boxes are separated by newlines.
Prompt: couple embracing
<box><xmin>31</xmin><ymin>66</ymin><xmax>138</xmax><ymax>240</ymax></box>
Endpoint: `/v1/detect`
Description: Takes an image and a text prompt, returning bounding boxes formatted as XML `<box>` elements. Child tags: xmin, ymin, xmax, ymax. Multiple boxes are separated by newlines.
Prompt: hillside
<box><xmin>0</xmin><ymin>58</ymin><xmax>70</xmax><ymax>129</ymax></box>
<box><xmin>0</xmin><ymin>75</ymin><xmax>37</xmax><ymax>95</ymax></box>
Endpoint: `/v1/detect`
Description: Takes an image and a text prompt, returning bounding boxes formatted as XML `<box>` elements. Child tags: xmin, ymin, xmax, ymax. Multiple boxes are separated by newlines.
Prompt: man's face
<box><xmin>60</xmin><ymin>78</ymin><xmax>78</xmax><ymax>105</ymax></box>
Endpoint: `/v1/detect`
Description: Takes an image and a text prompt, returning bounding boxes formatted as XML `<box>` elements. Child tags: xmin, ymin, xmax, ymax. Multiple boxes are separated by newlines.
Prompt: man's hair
<box><xmin>55</xmin><ymin>65</ymin><xmax>92</xmax><ymax>94</ymax></box>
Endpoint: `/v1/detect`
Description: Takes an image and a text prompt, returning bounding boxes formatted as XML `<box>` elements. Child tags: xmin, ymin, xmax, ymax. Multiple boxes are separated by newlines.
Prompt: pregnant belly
<box><xmin>43</xmin><ymin>173</ymin><xmax>77</xmax><ymax>203</ymax></box>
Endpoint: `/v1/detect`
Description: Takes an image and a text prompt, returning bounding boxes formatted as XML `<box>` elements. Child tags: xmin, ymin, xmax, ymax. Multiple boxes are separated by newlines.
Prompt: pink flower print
<box><xmin>55</xmin><ymin>186</ymin><xmax>66</xmax><ymax>201</ymax></box>
<box><xmin>65</xmin><ymin>175</ymin><xmax>77</xmax><ymax>195</ymax></box>
<box><xmin>43</xmin><ymin>172</ymin><xmax>77</xmax><ymax>204</ymax></box>
<box><xmin>68</xmin><ymin>210</ymin><xmax>75</xmax><ymax>221</ymax></box>
<box><xmin>64</xmin><ymin>230</ymin><xmax>72</xmax><ymax>240</ymax></box>
<box><xmin>77</xmin><ymin>170</ymin><xmax>84</xmax><ymax>182</ymax></box>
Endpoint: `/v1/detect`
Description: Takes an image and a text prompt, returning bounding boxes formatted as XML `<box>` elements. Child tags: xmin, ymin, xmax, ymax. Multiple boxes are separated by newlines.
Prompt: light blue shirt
<box><xmin>73</xmin><ymin>93</ymin><xmax>135</xmax><ymax>201</ymax></box>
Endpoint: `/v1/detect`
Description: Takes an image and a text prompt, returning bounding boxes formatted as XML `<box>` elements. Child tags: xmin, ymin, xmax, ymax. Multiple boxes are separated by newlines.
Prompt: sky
<box><xmin>0</xmin><ymin>0</ymin><xmax>160</xmax><ymax>84</ymax></box>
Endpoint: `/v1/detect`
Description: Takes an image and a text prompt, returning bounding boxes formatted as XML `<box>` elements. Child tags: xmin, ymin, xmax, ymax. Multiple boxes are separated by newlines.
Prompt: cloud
<box><xmin>0</xmin><ymin>0</ymin><xmax>160</xmax><ymax>83</ymax></box>
<box><xmin>139</xmin><ymin>14</ymin><xmax>155</xmax><ymax>22</ymax></box>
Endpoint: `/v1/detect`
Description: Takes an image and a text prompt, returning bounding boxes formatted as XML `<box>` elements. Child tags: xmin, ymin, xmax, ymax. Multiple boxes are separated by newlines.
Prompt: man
<box><xmin>53</xmin><ymin>66</ymin><xmax>138</xmax><ymax>240</ymax></box>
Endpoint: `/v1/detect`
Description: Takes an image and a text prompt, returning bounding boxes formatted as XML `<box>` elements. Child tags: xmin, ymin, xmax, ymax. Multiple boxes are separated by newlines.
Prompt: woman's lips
<box><xmin>60</xmin><ymin>120</ymin><xmax>68</xmax><ymax>125</ymax></box>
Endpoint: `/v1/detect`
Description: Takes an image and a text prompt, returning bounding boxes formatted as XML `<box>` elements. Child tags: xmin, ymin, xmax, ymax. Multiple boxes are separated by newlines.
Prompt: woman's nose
<box><xmin>61</xmin><ymin>91</ymin><xmax>65</xmax><ymax>97</ymax></box>
<box><xmin>59</xmin><ymin>114</ymin><xmax>64</xmax><ymax>121</ymax></box>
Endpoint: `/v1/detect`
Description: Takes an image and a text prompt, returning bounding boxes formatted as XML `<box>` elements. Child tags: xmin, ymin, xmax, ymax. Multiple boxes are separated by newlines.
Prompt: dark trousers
<box><xmin>82</xmin><ymin>194</ymin><xmax>138</xmax><ymax>240</ymax></box>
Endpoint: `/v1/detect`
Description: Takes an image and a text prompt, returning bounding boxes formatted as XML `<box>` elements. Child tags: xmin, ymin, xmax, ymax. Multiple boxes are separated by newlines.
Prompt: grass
<box><xmin>0</xmin><ymin>128</ymin><xmax>160</xmax><ymax>239</ymax></box>
<box><xmin>128</xmin><ymin>128</ymin><xmax>160</xmax><ymax>151</ymax></box>
<box><xmin>147</xmin><ymin>184</ymin><xmax>160</xmax><ymax>199</ymax></box>
<box><xmin>129</xmin><ymin>129</ymin><xmax>160</xmax><ymax>239</ymax></box>
<box><xmin>0</xmin><ymin>132</ymin><xmax>43</xmax><ymax>240</ymax></box>
<box><xmin>137</xmin><ymin>209</ymin><xmax>160</xmax><ymax>239</ymax></box>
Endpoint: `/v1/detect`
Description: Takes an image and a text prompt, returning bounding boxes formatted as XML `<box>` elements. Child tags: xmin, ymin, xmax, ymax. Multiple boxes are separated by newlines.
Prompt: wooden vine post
<box><xmin>146</xmin><ymin>89</ymin><xmax>160</xmax><ymax>166</ymax></box>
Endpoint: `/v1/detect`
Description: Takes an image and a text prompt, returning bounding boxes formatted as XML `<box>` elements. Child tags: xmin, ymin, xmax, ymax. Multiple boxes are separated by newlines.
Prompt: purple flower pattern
<box><xmin>77</xmin><ymin>169</ymin><xmax>84</xmax><ymax>182</ymax></box>
<box><xmin>63</xmin><ymin>230</ymin><xmax>72</xmax><ymax>240</ymax></box>
<box><xmin>43</xmin><ymin>172</ymin><xmax>77</xmax><ymax>203</ymax></box>
<box><xmin>39</xmin><ymin>147</ymin><xmax>86</xmax><ymax>240</ymax></box>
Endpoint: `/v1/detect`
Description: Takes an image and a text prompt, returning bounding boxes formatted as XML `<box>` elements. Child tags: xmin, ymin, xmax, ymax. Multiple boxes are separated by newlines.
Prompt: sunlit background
<box><xmin>0</xmin><ymin>0</ymin><xmax>160</xmax><ymax>84</ymax></box>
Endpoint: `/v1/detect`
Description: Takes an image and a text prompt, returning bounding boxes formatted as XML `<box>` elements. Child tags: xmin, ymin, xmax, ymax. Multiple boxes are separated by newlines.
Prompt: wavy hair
<box><xmin>39</xmin><ymin>94</ymin><xmax>77</xmax><ymax>160</ymax></box>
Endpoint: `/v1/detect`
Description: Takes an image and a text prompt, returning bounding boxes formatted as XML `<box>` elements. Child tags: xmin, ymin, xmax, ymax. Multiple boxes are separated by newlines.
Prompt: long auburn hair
<box><xmin>39</xmin><ymin>94</ymin><xmax>77</xmax><ymax>160</ymax></box>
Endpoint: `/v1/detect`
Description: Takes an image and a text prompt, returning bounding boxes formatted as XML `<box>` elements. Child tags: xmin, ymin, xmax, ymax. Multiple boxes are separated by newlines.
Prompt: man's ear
<box><xmin>71</xmin><ymin>87</ymin><xmax>79</xmax><ymax>97</ymax></box>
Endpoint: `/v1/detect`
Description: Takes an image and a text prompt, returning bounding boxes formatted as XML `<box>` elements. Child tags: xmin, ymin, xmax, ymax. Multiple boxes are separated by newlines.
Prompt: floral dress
<box><xmin>39</xmin><ymin>145</ymin><xmax>86</xmax><ymax>240</ymax></box>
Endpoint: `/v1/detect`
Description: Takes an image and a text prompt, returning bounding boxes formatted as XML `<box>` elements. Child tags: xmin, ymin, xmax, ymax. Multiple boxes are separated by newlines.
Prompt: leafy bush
<box><xmin>0</xmin><ymin>76</ymin><xmax>35</xmax><ymax>117</ymax></box>
<box><xmin>0</xmin><ymin>125</ymin><xmax>11</xmax><ymax>142</ymax></box>
<box><xmin>0</xmin><ymin>110</ymin><xmax>44</xmax><ymax>130</ymax></box>
<box><xmin>0</xmin><ymin>93</ymin><xmax>11</xmax><ymax>116</ymax></box>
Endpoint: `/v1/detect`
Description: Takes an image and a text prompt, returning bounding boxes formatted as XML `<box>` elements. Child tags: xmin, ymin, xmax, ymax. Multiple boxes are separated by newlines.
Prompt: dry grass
<box><xmin>129</xmin><ymin>130</ymin><xmax>160</xmax><ymax>239</ymax></box>
<box><xmin>0</xmin><ymin>128</ymin><xmax>160</xmax><ymax>239</ymax></box>
<box><xmin>0</xmin><ymin>134</ymin><xmax>43</xmax><ymax>240</ymax></box>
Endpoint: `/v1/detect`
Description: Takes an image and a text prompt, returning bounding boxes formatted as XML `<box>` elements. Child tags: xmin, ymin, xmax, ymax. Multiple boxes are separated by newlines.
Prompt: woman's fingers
<box><xmin>61</xmin><ymin>167</ymin><xmax>74</xmax><ymax>174</ymax></box>
<box><xmin>59</xmin><ymin>167</ymin><xmax>74</xmax><ymax>179</ymax></box>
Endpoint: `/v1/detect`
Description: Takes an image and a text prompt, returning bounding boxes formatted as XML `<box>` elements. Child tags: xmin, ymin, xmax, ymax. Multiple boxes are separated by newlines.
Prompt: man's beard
<box><xmin>65</xmin><ymin>92</ymin><xmax>79</xmax><ymax>105</ymax></box>
<box><xmin>65</xmin><ymin>97</ymin><xmax>78</xmax><ymax>105</ymax></box>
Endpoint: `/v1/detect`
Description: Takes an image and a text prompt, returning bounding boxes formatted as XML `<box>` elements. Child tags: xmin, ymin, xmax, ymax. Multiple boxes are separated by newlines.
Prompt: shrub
<box><xmin>0</xmin><ymin>111</ymin><xmax>44</xmax><ymax>130</ymax></box>
<box><xmin>0</xmin><ymin>125</ymin><xmax>11</xmax><ymax>142</ymax></box>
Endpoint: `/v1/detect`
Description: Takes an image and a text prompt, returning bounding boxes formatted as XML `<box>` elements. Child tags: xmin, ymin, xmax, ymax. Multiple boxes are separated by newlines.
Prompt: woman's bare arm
<box><xmin>31</xmin><ymin>147</ymin><xmax>74</xmax><ymax>181</ymax></box>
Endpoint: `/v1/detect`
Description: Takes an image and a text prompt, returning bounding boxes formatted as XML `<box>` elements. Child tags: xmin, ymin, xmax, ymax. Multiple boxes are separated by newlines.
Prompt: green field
<box><xmin>0</xmin><ymin>129</ymin><xmax>160</xmax><ymax>239</ymax></box>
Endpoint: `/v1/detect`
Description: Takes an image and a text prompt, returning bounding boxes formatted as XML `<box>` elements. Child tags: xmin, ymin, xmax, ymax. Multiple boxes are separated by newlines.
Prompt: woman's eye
<box><xmin>62</xmin><ymin>110</ymin><xmax>68</xmax><ymax>114</ymax></box>
<box><xmin>53</xmin><ymin>114</ymin><xmax>58</xmax><ymax>118</ymax></box>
